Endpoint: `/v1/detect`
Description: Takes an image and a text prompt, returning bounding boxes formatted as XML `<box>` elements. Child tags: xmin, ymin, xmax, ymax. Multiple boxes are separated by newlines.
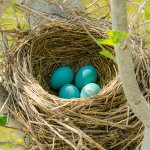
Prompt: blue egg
<box><xmin>50</xmin><ymin>66</ymin><xmax>74</xmax><ymax>90</ymax></box>
<box><xmin>59</xmin><ymin>84</ymin><xmax>80</xmax><ymax>99</ymax></box>
<box><xmin>75</xmin><ymin>65</ymin><xmax>97</xmax><ymax>89</ymax></box>
<box><xmin>80</xmin><ymin>83</ymin><xmax>101</xmax><ymax>98</ymax></box>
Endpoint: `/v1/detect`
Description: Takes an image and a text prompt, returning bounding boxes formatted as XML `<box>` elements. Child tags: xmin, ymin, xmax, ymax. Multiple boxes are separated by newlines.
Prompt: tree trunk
<box><xmin>110</xmin><ymin>0</ymin><xmax>150</xmax><ymax>149</ymax></box>
<box><xmin>141</xmin><ymin>127</ymin><xmax>150</xmax><ymax>150</ymax></box>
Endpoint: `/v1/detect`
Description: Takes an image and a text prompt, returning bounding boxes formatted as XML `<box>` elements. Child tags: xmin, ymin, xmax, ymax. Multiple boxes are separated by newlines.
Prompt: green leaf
<box><xmin>107</xmin><ymin>30</ymin><xmax>129</xmax><ymax>46</ymax></box>
<box><xmin>107</xmin><ymin>30</ymin><xmax>121</xmax><ymax>44</ymax></box>
<box><xmin>96</xmin><ymin>30</ymin><xmax>128</xmax><ymax>47</ymax></box>
<box><xmin>20</xmin><ymin>23</ymin><xmax>30</xmax><ymax>29</ymax></box>
<box><xmin>97</xmin><ymin>39</ymin><xmax>114</xmax><ymax>46</ymax></box>
<box><xmin>120</xmin><ymin>31</ymin><xmax>129</xmax><ymax>38</ymax></box>
<box><xmin>99</xmin><ymin>50</ymin><xmax>115</xmax><ymax>60</ymax></box>
<box><xmin>0</xmin><ymin>115</ymin><xmax>7</xmax><ymax>126</ymax></box>
<box><xmin>145</xmin><ymin>9</ymin><xmax>150</xmax><ymax>20</ymax></box>
<box><xmin>145</xmin><ymin>1</ymin><xmax>150</xmax><ymax>20</ymax></box>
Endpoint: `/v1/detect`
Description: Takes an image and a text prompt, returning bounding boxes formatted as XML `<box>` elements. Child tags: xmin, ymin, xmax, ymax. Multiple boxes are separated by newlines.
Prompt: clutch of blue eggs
<box><xmin>50</xmin><ymin>65</ymin><xmax>101</xmax><ymax>99</ymax></box>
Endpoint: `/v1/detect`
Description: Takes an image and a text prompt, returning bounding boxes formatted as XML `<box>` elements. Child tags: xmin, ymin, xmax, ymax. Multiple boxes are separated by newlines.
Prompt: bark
<box><xmin>110</xmin><ymin>0</ymin><xmax>150</xmax><ymax>149</ymax></box>
<box><xmin>141</xmin><ymin>127</ymin><xmax>150</xmax><ymax>150</ymax></box>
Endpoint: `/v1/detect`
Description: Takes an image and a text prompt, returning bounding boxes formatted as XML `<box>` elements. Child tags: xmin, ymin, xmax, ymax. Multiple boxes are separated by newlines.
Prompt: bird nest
<box><xmin>4</xmin><ymin>21</ymin><xmax>150</xmax><ymax>150</ymax></box>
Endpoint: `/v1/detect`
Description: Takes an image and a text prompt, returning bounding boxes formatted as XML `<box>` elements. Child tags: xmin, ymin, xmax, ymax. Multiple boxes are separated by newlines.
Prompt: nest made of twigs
<box><xmin>5</xmin><ymin>20</ymin><xmax>150</xmax><ymax>150</ymax></box>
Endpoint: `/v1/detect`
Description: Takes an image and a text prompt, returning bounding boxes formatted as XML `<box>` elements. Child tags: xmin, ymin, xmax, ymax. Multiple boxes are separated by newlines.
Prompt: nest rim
<box><xmin>4</xmin><ymin>20</ymin><xmax>150</xmax><ymax>150</ymax></box>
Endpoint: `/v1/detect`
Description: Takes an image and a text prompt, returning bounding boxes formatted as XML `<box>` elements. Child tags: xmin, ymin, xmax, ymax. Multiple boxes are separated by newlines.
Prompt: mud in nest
<box><xmin>5</xmin><ymin>21</ymin><xmax>150</xmax><ymax>150</ymax></box>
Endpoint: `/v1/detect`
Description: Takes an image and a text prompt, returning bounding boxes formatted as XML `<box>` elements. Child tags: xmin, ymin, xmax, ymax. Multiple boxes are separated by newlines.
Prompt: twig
<box><xmin>12</xmin><ymin>4</ymin><xmax>21</xmax><ymax>29</ymax></box>
<box><xmin>0</xmin><ymin>124</ymin><xmax>25</xmax><ymax>132</ymax></box>
<box><xmin>55</xmin><ymin>120</ymin><xmax>106</xmax><ymax>150</ymax></box>
<box><xmin>126</xmin><ymin>106</ymin><xmax>130</xmax><ymax>126</ymax></box>
<box><xmin>0</xmin><ymin>93</ymin><xmax>10</xmax><ymax>113</ymax></box>
<box><xmin>1</xmin><ymin>32</ymin><xmax>9</xmax><ymax>52</ymax></box>
<box><xmin>86</xmin><ymin>0</ymin><xmax>99</xmax><ymax>9</ymax></box>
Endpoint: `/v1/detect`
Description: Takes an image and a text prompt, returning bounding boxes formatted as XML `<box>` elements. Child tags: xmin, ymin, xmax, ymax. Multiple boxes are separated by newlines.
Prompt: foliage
<box><xmin>0</xmin><ymin>126</ymin><xmax>23</xmax><ymax>150</ymax></box>
<box><xmin>0</xmin><ymin>0</ymin><xmax>29</xmax><ymax>49</ymax></box>
<box><xmin>0</xmin><ymin>115</ymin><xmax>7</xmax><ymax>126</ymax></box>
<box><xmin>82</xmin><ymin>0</ymin><xmax>109</xmax><ymax>18</ymax></box>
<box><xmin>99</xmin><ymin>50</ymin><xmax>115</xmax><ymax>60</ymax></box>
<box><xmin>0</xmin><ymin>0</ymin><xmax>29</xmax><ymax>30</ymax></box>
<box><xmin>97</xmin><ymin>38</ymin><xmax>114</xmax><ymax>46</ymax></box>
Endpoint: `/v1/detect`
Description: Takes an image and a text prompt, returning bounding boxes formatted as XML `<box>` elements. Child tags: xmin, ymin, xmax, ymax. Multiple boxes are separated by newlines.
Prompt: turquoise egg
<box><xmin>80</xmin><ymin>83</ymin><xmax>101</xmax><ymax>98</ymax></box>
<box><xmin>59</xmin><ymin>84</ymin><xmax>80</xmax><ymax>99</ymax></box>
<box><xmin>75</xmin><ymin>65</ymin><xmax>97</xmax><ymax>89</ymax></box>
<box><xmin>50</xmin><ymin>66</ymin><xmax>74</xmax><ymax>90</ymax></box>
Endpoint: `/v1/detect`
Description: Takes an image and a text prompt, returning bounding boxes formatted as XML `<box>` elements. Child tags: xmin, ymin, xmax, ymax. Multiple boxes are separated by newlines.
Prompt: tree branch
<box><xmin>110</xmin><ymin>0</ymin><xmax>150</xmax><ymax>149</ymax></box>
<box><xmin>0</xmin><ymin>84</ymin><xmax>7</xmax><ymax>102</ymax></box>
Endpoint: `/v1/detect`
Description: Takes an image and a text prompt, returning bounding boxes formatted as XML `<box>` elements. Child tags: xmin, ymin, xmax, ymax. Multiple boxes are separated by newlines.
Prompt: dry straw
<box><xmin>4</xmin><ymin>19</ymin><xmax>150</xmax><ymax>150</ymax></box>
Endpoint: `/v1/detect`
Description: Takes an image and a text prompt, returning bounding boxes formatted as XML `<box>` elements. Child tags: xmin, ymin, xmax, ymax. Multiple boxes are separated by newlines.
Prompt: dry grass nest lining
<box><xmin>5</xmin><ymin>21</ymin><xmax>150</xmax><ymax>150</ymax></box>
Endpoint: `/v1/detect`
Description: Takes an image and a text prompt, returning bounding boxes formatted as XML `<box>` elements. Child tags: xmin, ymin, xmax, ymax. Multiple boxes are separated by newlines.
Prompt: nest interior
<box><xmin>30</xmin><ymin>23</ymin><xmax>116</xmax><ymax>95</ymax></box>
<box><xmin>5</xmin><ymin>21</ymin><xmax>150</xmax><ymax>150</ymax></box>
